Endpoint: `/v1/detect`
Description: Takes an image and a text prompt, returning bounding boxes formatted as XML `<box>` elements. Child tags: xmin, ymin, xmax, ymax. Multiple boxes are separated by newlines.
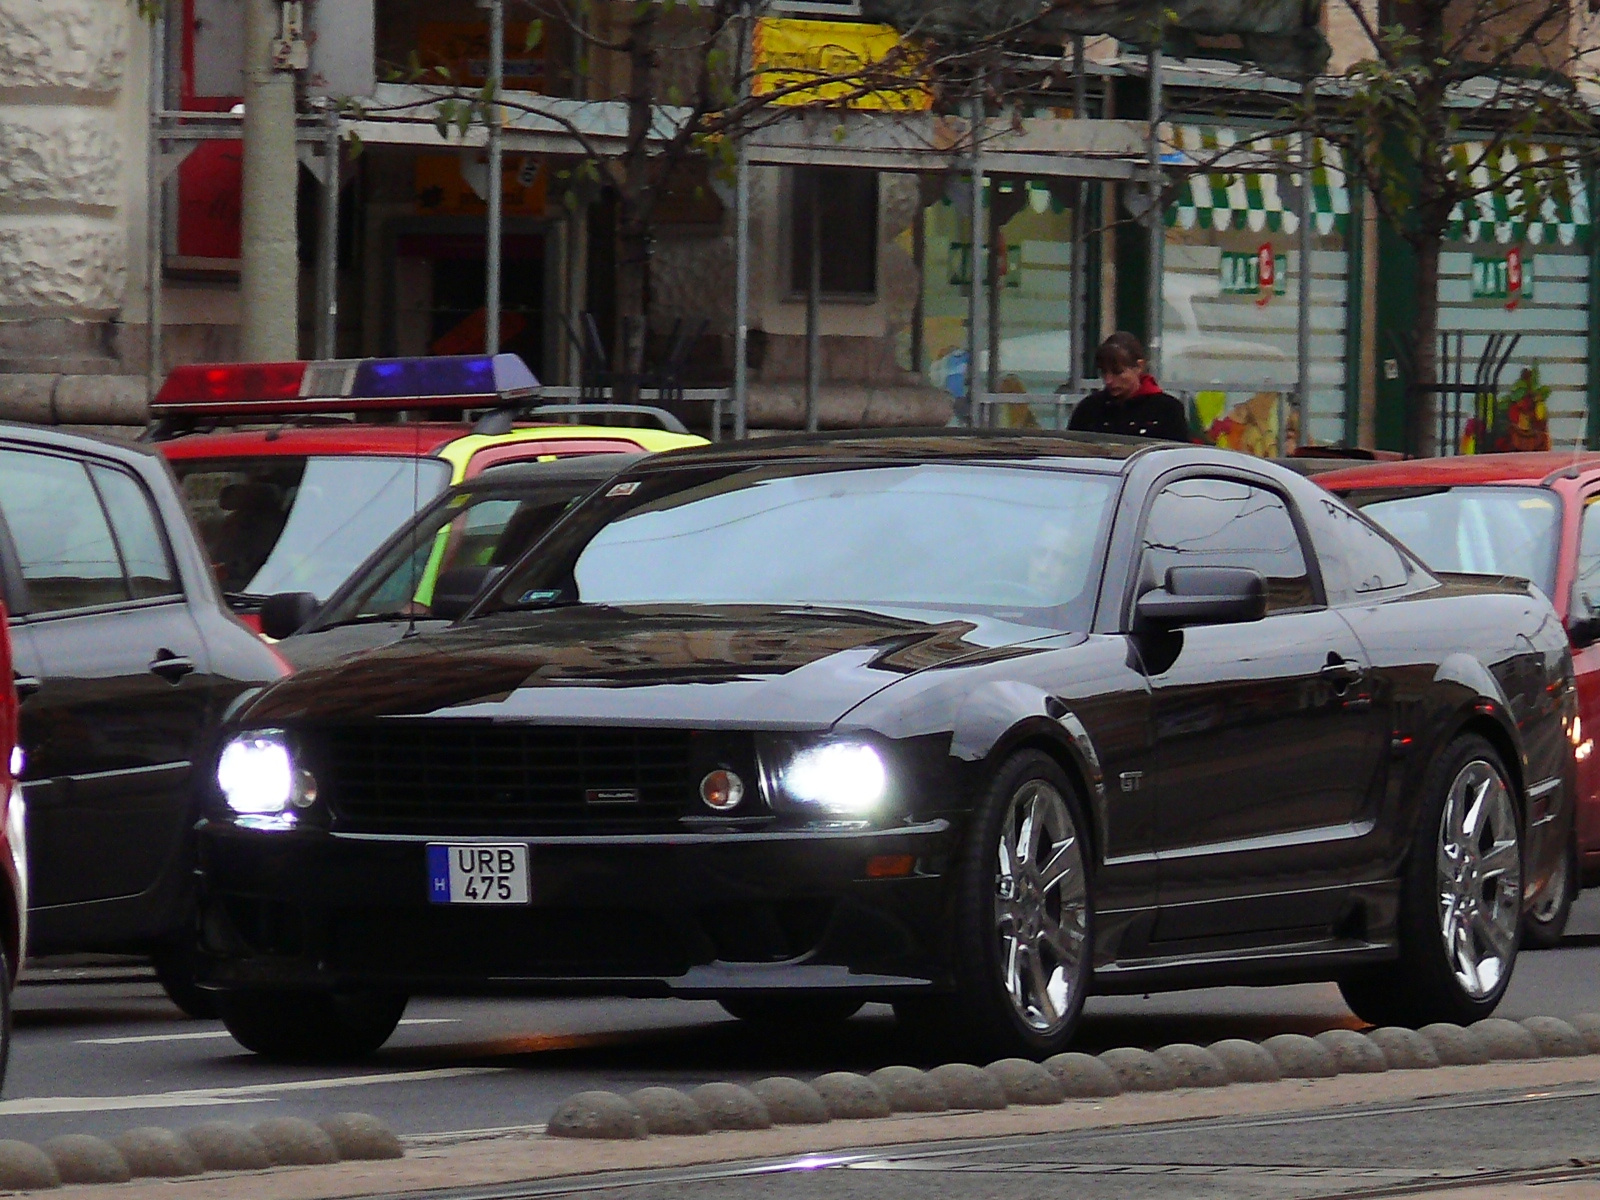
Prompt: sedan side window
<box><xmin>88</xmin><ymin>465</ymin><xmax>180</xmax><ymax>600</ymax></box>
<box><xmin>1139</xmin><ymin>477</ymin><xmax>1315</xmax><ymax>614</ymax></box>
<box><xmin>0</xmin><ymin>449</ymin><xmax>128</xmax><ymax>612</ymax></box>
<box><xmin>1574</xmin><ymin>497</ymin><xmax>1600</xmax><ymax>619</ymax></box>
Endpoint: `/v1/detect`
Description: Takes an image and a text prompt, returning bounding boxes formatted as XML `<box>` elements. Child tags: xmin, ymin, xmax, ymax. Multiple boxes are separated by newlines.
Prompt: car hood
<box><xmin>275</xmin><ymin>620</ymin><xmax>441</xmax><ymax>672</ymax></box>
<box><xmin>242</xmin><ymin>604</ymin><xmax>1074</xmax><ymax>730</ymax></box>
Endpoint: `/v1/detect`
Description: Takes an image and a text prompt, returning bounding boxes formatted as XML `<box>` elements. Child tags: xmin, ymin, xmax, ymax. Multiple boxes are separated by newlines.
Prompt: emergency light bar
<box><xmin>151</xmin><ymin>353</ymin><xmax>541</xmax><ymax>417</ymax></box>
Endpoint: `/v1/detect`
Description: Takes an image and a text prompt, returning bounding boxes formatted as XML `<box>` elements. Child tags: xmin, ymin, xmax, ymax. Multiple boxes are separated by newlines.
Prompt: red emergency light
<box><xmin>151</xmin><ymin>354</ymin><xmax>541</xmax><ymax>418</ymax></box>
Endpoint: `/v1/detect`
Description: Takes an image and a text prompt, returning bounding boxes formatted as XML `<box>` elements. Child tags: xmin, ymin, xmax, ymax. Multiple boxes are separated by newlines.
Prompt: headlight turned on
<box><xmin>216</xmin><ymin>731</ymin><xmax>315</xmax><ymax>825</ymax></box>
<box><xmin>777</xmin><ymin>742</ymin><xmax>888</xmax><ymax>817</ymax></box>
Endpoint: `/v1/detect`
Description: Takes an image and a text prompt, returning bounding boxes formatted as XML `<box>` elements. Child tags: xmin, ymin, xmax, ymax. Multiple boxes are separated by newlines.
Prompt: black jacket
<box><xmin>1067</xmin><ymin>387</ymin><xmax>1190</xmax><ymax>442</ymax></box>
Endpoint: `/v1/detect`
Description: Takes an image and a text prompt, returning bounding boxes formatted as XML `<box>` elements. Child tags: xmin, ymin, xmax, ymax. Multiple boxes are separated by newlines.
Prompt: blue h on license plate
<box><xmin>426</xmin><ymin>843</ymin><xmax>531</xmax><ymax>904</ymax></box>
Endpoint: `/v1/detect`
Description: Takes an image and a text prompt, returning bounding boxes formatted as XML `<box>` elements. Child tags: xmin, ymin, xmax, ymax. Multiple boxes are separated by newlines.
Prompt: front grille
<box><xmin>318</xmin><ymin>723</ymin><xmax>698</xmax><ymax>833</ymax></box>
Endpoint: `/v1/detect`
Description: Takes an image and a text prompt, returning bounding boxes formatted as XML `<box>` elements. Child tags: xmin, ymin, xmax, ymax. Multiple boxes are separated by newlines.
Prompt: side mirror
<box><xmin>258</xmin><ymin>591</ymin><xmax>319</xmax><ymax>641</ymax></box>
<box><xmin>430</xmin><ymin>565</ymin><xmax>506</xmax><ymax>621</ymax></box>
<box><xmin>1570</xmin><ymin>614</ymin><xmax>1600</xmax><ymax>650</ymax></box>
<box><xmin>1135</xmin><ymin>566</ymin><xmax>1266</xmax><ymax>631</ymax></box>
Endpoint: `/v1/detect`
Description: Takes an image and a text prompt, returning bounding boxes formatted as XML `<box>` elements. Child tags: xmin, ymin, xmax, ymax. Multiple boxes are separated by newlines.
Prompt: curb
<box><xmin>0</xmin><ymin>1114</ymin><xmax>401</xmax><ymax>1191</ymax></box>
<box><xmin>547</xmin><ymin>1013</ymin><xmax>1600</xmax><ymax>1139</ymax></box>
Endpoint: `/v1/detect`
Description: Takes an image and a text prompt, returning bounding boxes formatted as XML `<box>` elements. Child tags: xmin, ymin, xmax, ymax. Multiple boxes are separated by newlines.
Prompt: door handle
<box><xmin>12</xmin><ymin>674</ymin><xmax>40</xmax><ymax>702</ymax></box>
<box><xmin>148</xmin><ymin>652</ymin><xmax>195</xmax><ymax>683</ymax></box>
<box><xmin>1320</xmin><ymin>657</ymin><xmax>1365</xmax><ymax>690</ymax></box>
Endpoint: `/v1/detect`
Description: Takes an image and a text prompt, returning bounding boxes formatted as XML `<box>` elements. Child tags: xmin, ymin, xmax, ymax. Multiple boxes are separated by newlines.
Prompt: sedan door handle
<box><xmin>1320</xmin><ymin>657</ymin><xmax>1366</xmax><ymax>690</ymax></box>
<box><xmin>148</xmin><ymin>652</ymin><xmax>195</xmax><ymax>683</ymax></box>
<box><xmin>12</xmin><ymin>673</ymin><xmax>40</xmax><ymax>702</ymax></box>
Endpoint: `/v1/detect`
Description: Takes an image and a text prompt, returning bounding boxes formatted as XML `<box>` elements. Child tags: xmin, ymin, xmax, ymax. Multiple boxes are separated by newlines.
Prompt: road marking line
<box><xmin>79</xmin><ymin>1018</ymin><xmax>459</xmax><ymax>1046</ymax></box>
<box><xmin>0</xmin><ymin>1066</ymin><xmax>504</xmax><ymax>1116</ymax></box>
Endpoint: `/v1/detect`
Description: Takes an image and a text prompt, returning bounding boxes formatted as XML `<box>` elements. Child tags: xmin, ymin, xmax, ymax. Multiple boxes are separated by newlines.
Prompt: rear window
<box><xmin>1340</xmin><ymin>485</ymin><xmax>1559</xmax><ymax>597</ymax></box>
<box><xmin>171</xmin><ymin>455</ymin><xmax>450</xmax><ymax>603</ymax></box>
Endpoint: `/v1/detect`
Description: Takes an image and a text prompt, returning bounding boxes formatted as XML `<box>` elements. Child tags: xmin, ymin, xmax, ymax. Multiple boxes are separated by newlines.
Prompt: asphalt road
<box><xmin>4</xmin><ymin>893</ymin><xmax>1599</xmax><ymax>1147</ymax></box>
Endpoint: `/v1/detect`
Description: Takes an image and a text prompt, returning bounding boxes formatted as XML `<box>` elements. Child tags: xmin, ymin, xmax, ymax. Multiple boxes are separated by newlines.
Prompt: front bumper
<box><xmin>195</xmin><ymin>819</ymin><xmax>955</xmax><ymax>998</ymax></box>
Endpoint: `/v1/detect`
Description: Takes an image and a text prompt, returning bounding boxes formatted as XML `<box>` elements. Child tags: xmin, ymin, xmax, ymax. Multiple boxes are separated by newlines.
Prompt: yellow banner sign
<box><xmin>750</xmin><ymin>18</ymin><xmax>929</xmax><ymax>111</ymax></box>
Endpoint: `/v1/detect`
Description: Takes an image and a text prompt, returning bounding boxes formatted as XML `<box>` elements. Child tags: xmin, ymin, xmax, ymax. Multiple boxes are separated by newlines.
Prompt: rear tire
<box><xmin>896</xmin><ymin>750</ymin><xmax>1093</xmax><ymax>1059</ymax></box>
<box><xmin>718</xmin><ymin>996</ymin><xmax>864</xmax><ymax>1026</ymax></box>
<box><xmin>217</xmin><ymin>988</ymin><xmax>407</xmax><ymax>1062</ymax></box>
<box><xmin>1340</xmin><ymin>734</ymin><xmax>1521</xmax><ymax>1027</ymax></box>
<box><xmin>1522</xmin><ymin>834</ymin><xmax>1578</xmax><ymax>950</ymax></box>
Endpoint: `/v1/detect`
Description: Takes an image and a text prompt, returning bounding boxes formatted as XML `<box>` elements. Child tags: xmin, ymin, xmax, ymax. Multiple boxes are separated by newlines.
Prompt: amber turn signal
<box><xmin>865</xmin><ymin>854</ymin><xmax>916</xmax><ymax>878</ymax></box>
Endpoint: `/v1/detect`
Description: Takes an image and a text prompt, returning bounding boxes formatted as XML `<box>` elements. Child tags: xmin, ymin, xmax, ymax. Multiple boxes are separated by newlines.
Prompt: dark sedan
<box><xmin>195</xmin><ymin>433</ymin><xmax>1577</xmax><ymax>1061</ymax></box>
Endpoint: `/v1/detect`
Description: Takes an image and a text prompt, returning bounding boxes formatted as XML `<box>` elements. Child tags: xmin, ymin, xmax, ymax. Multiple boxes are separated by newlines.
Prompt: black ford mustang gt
<box><xmin>195</xmin><ymin>433</ymin><xmax>1577</xmax><ymax>1061</ymax></box>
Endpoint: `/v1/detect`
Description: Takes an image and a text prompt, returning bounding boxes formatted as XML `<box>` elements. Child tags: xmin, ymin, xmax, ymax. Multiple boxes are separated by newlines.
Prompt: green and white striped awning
<box><xmin>1444</xmin><ymin>143</ymin><xmax>1590</xmax><ymax>246</ymax></box>
<box><xmin>1161</xmin><ymin>125</ymin><xmax>1350</xmax><ymax>236</ymax></box>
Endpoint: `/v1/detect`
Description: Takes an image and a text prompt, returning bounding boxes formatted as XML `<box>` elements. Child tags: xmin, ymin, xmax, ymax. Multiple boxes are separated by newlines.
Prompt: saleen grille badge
<box><xmin>585</xmin><ymin>788</ymin><xmax>640</xmax><ymax>805</ymax></box>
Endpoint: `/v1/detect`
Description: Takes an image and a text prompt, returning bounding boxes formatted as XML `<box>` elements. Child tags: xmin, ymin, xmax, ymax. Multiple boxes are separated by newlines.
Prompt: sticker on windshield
<box><xmin>606</xmin><ymin>481</ymin><xmax>641</xmax><ymax>497</ymax></box>
<box><xmin>519</xmin><ymin>589</ymin><xmax>563</xmax><ymax>604</ymax></box>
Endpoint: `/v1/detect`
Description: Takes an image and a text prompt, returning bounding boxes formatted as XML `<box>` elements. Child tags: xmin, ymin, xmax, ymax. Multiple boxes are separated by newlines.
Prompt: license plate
<box><xmin>426</xmin><ymin>843</ymin><xmax>530</xmax><ymax>905</ymax></box>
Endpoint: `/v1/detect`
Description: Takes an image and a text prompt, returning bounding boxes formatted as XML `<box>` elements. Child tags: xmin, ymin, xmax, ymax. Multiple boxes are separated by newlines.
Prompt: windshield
<box><xmin>487</xmin><ymin>462</ymin><xmax>1118</xmax><ymax>625</ymax></box>
<box><xmin>1340</xmin><ymin>485</ymin><xmax>1560</xmax><ymax>597</ymax></box>
<box><xmin>172</xmin><ymin>455</ymin><xmax>451</xmax><ymax>602</ymax></box>
<box><xmin>315</xmin><ymin>485</ymin><xmax>590</xmax><ymax>626</ymax></box>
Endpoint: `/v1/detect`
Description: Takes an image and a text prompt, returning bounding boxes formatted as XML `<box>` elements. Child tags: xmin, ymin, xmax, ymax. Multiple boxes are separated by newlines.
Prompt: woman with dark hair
<box><xmin>1067</xmin><ymin>332</ymin><xmax>1190</xmax><ymax>441</ymax></box>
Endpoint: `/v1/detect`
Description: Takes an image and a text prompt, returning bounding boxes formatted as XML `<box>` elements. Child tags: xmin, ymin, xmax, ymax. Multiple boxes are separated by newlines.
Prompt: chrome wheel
<box><xmin>1531</xmin><ymin>850</ymin><xmax>1570</xmax><ymax>924</ymax></box>
<box><xmin>1436</xmin><ymin>759</ymin><xmax>1521</xmax><ymax>1000</ymax></box>
<box><xmin>994</xmin><ymin>778</ymin><xmax>1088</xmax><ymax>1034</ymax></box>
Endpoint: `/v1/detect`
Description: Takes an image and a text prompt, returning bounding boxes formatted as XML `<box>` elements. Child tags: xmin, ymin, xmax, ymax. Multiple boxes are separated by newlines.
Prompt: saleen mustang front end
<box><xmin>196</xmin><ymin>432</ymin><xmax>1577</xmax><ymax>1062</ymax></box>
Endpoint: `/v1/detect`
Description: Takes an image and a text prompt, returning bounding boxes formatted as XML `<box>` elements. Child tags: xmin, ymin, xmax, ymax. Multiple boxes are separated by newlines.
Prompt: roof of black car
<box><xmin>623</xmin><ymin>429</ymin><xmax>1159</xmax><ymax>472</ymax></box>
<box><xmin>0</xmin><ymin>421</ymin><xmax>165</xmax><ymax>465</ymax></box>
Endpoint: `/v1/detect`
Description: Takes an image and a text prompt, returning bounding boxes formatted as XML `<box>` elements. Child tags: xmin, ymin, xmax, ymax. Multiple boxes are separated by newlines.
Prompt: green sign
<box><xmin>948</xmin><ymin>242</ymin><xmax>1021</xmax><ymax>289</ymax></box>
<box><xmin>1471</xmin><ymin>250</ymin><xmax>1533</xmax><ymax>304</ymax></box>
<box><xmin>1219</xmin><ymin>249</ymin><xmax>1285</xmax><ymax>298</ymax></box>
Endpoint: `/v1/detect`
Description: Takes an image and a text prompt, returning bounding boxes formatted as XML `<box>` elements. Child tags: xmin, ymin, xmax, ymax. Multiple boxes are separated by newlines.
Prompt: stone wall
<box><xmin>0</xmin><ymin>0</ymin><xmax>149</xmax><ymax>427</ymax></box>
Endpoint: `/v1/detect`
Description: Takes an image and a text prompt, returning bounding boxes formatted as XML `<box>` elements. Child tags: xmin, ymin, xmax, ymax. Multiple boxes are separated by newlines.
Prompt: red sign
<box><xmin>1256</xmin><ymin>243</ymin><xmax>1275</xmax><ymax>307</ymax></box>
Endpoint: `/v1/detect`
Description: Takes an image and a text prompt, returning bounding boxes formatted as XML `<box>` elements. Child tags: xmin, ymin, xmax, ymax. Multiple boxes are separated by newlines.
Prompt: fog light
<box><xmin>700</xmin><ymin>769</ymin><xmax>745</xmax><ymax>812</ymax></box>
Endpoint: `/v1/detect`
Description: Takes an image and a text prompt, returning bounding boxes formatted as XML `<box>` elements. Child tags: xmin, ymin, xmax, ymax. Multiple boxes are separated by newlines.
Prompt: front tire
<box><xmin>1522</xmin><ymin>834</ymin><xmax>1578</xmax><ymax>950</ymax></box>
<box><xmin>1340</xmin><ymin>734</ymin><xmax>1522</xmax><ymax>1026</ymax></box>
<box><xmin>217</xmin><ymin>988</ymin><xmax>407</xmax><ymax>1062</ymax></box>
<box><xmin>152</xmin><ymin>938</ymin><xmax>219</xmax><ymax>1020</ymax></box>
<box><xmin>897</xmin><ymin>750</ymin><xmax>1093</xmax><ymax>1059</ymax></box>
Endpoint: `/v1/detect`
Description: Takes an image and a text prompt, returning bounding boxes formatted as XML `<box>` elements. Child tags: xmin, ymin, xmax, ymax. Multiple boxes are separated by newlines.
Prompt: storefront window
<box><xmin>1161</xmin><ymin>127</ymin><xmax>1352</xmax><ymax>452</ymax></box>
<box><xmin>1436</xmin><ymin>143</ymin><xmax>1590</xmax><ymax>453</ymax></box>
<box><xmin>915</xmin><ymin>178</ymin><xmax>1080</xmax><ymax>400</ymax></box>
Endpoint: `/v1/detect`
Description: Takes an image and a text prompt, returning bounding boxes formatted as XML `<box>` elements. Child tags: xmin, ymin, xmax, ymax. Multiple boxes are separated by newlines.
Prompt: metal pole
<box><xmin>805</xmin><ymin>176</ymin><xmax>821</xmax><ymax>433</ymax></box>
<box><xmin>967</xmin><ymin>96</ymin><xmax>986</xmax><ymax>425</ymax></box>
<box><xmin>1296</xmin><ymin>78</ymin><xmax>1315</xmax><ymax>450</ymax></box>
<box><xmin>910</xmin><ymin>205</ymin><xmax>925</xmax><ymax>375</ymax></box>
<box><xmin>146</xmin><ymin>11</ymin><xmax>166</xmax><ymax>398</ymax></box>
<box><xmin>1068</xmin><ymin>35</ymin><xmax>1087</xmax><ymax>391</ymax></box>
<box><xmin>240</xmin><ymin>0</ymin><xmax>299</xmax><ymax>360</ymax></box>
<box><xmin>1144</xmin><ymin>44</ymin><xmax>1164</xmax><ymax>376</ymax></box>
<box><xmin>484</xmin><ymin>0</ymin><xmax>504</xmax><ymax>355</ymax></box>
<box><xmin>733</xmin><ymin>12</ymin><xmax>751</xmax><ymax>440</ymax></box>
<box><xmin>315</xmin><ymin>105</ymin><xmax>341</xmax><ymax>359</ymax></box>
<box><xmin>987</xmin><ymin>180</ymin><xmax>1002</xmax><ymax>397</ymax></box>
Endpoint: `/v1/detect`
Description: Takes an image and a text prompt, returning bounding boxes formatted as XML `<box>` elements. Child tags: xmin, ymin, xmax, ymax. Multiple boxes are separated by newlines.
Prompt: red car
<box><xmin>1319</xmin><ymin>453</ymin><xmax>1599</xmax><ymax>946</ymax></box>
<box><xmin>0</xmin><ymin>603</ymin><xmax>26</xmax><ymax>1090</ymax></box>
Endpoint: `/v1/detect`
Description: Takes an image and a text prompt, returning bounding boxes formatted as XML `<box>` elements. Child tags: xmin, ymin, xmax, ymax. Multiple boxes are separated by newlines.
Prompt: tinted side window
<box><xmin>1307</xmin><ymin>494</ymin><xmax>1411</xmax><ymax>604</ymax></box>
<box><xmin>89</xmin><ymin>465</ymin><xmax>181</xmax><ymax>600</ymax></box>
<box><xmin>1140</xmin><ymin>477</ymin><xmax>1314</xmax><ymax>613</ymax></box>
<box><xmin>1574</xmin><ymin>496</ymin><xmax>1600</xmax><ymax>618</ymax></box>
<box><xmin>0</xmin><ymin>449</ymin><xmax>128</xmax><ymax>612</ymax></box>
